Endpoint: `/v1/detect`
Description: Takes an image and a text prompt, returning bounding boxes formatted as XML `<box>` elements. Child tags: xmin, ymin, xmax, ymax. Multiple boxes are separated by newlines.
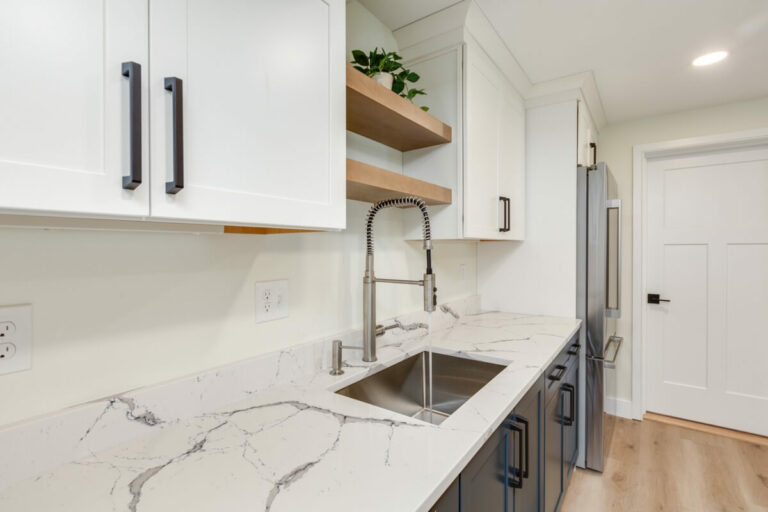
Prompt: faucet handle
<box><xmin>423</xmin><ymin>273</ymin><xmax>437</xmax><ymax>312</ymax></box>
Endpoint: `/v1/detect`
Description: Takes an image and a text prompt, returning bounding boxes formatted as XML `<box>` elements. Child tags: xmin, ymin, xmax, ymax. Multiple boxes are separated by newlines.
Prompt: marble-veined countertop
<box><xmin>0</xmin><ymin>306</ymin><xmax>580</xmax><ymax>512</ymax></box>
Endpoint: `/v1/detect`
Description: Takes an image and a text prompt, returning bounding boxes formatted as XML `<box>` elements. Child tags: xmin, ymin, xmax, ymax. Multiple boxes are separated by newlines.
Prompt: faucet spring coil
<box><xmin>365</xmin><ymin>197</ymin><xmax>431</xmax><ymax>255</ymax></box>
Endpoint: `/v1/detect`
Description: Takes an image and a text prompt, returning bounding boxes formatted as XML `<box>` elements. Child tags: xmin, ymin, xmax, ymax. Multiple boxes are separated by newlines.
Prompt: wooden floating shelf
<box><xmin>223</xmin><ymin>226</ymin><xmax>318</xmax><ymax>235</ymax></box>
<box><xmin>346</xmin><ymin>64</ymin><xmax>452</xmax><ymax>151</ymax></box>
<box><xmin>346</xmin><ymin>158</ymin><xmax>452</xmax><ymax>206</ymax></box>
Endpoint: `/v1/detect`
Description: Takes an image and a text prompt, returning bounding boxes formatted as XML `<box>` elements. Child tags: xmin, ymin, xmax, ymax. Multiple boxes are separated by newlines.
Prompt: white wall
<box><xmin>478</xmin><ymin>101</ymin><xmax>578</xmax><ymax>317</ymax></box>
<box><xmin>600</xmin><ymin>95</ymin><xmax>768</xmax><ymax>402</ymax></box>
<box><xmin>0</xmin><ymin>1</ymin><xmax>478</xmax><ymax>428</ymax></box>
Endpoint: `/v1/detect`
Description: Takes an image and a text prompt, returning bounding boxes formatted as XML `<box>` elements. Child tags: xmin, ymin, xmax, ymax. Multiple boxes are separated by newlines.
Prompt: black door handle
<box><xmin>121</xmin><ymin>62</ymin><xmax>142</xmax><ymax>190</ymax></box>
<box><xmin>568</xmin><ymin>343</ymin><xmax>581</xmax><ymax>356</ymax></box>
<box><xmin>512</xmin><ymin>415</ymin><xmax>530</xmax><ymax>479</ymax></box>
<box><xmin>507</xmin><ymin>422</ymin><xmax>524</xmax><ymax>489</ymax></box>
<box><xmin>647</xmin><ymin>293</ymin><xmax>670</xmax><ymax>304</ymax></box>
<box><xmin>561</xmin><ymin>384</ymin><xmax>575</xmax><ymax>426</ymax></box>
<box><xmin>499</xmin><ymin>196</ymin><xmax>510</xmax><ymax>232</ymax></box>
<box><xmin>164</xmin><ymin>77</ymin><xmax>184</xmax><ymax>194</ymax></box>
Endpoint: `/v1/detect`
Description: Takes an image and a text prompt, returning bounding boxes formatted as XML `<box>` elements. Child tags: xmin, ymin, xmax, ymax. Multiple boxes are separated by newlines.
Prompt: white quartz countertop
<box><xmin>0</xmin><ymin>310</ymin><xmax>580</xmax><ymax>512</ymax></box>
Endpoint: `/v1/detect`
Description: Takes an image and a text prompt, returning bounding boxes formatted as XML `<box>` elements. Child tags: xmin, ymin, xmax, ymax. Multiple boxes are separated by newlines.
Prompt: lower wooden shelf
<box><xmin>222</xmin><ymin>226</ymin><xmax>318</xmax><ymax>235</ymax></box>
<box><xmin>346</xmin><ymin>159</ymin><xmax>452</xmax><ymax>206</ymax></box>
<box><xmin>222</xmin><ymin>159</ymin><xmax>451</xmax><ymax>234</ymax></box>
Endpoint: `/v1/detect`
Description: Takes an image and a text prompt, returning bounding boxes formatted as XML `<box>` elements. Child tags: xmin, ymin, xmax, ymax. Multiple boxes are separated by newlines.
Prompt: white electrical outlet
<box><xmin>0</xmin><ymin>304</ymin><xmax>32</xmax><ymax>376</ymax></box>
<box><xmin>255</xmin><ymin>280</ymin><xmax>288</xmax><ymax>323</ymax></box>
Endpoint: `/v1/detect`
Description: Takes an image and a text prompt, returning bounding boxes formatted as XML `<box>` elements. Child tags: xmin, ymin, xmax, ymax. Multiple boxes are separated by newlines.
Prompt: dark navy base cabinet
<box><xmin>429</xmin><ymin>332</ymin><xmax>580</xmax><ymax>512</ymax></box>
<box><xmin>430</xmin><ymin>477</ymin><xmax>460</xmax><ymax>512</ymax></box>
<box><xmin>543</xmin><ymin>334</ymin><xmax>580</xmax><ymax>512</ymax></box>
<box><xmin>510</xmin><ymin>377</ymin><xmax>542</xmax><ymax>512</ymax></box>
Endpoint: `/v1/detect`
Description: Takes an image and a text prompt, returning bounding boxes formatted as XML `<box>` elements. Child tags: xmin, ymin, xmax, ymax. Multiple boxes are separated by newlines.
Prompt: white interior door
<box><xmin>645</xmin><ymin>143</ymin><xmax>768</xmax><ymax>435</ymax></box>
<box><xmin>0</xmin><ymin>0</ymin><xmax>149</xmax><ymax>217</ymax></box>
<box><xmin>149</xmin><ymin>0</ymin><xmax>345</xmax><ymax>229</ymax></box>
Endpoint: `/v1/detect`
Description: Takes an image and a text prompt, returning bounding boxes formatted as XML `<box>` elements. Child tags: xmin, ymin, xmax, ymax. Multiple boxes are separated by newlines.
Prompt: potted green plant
<box><xmin>351</xmin><ymin>48</ymin><xmax>429</xmax><ymax>111</ymax></box>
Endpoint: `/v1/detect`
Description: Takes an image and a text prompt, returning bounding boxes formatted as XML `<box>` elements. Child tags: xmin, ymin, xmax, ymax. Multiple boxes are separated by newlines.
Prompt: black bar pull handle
<box><xmin>512</xmin><ymin>415</ymin><xmax>530</xmax><ymax>479</ymax></box>
<box><xmin>499</xmin><ymin>196</ymin><xmax>510</xmax><ymax>232</ymax></box>
<box><xmin>507</xmin><ymin>422</ymin><xmax>524</xmax><ymax>489</ymax></box>
<box><xmin>562</xmin><ymin>384</ymin><xmax>575</xmax><ymax>426</ymax></box>
<box><xmin>164</xmin><ymin>77</ymin><xmax>184</xmax><ymax>194</ymax></box>
<box><xmin>121</xmin><ymin>62</ymin><xmax>142</xmax><ymax>190</ymax></box>
<box><xmin>568</xmin><ymin>343</ymin><xmax>581</xmax><ymax>356</ymax></box>
<box><xmin>548</xmin><ymin>364</ymin><xmax>567</xmax><ymax>381</ymax></box>
<box><xmin>590</xmin><ymin>142</ymin><xmax>597</xmax><ymax>166</ymax></box>
<box><xmin>505</xmin><ymin>197</ymin><xmax>510</xmax><ymax>232</ymax></box>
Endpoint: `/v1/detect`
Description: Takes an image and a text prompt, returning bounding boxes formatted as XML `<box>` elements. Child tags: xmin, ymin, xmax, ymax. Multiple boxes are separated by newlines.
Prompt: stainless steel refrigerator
<box><xmin>577</xmin><ymin>161</ymin><xmax>623</xmax><ymax>472</ymax></box>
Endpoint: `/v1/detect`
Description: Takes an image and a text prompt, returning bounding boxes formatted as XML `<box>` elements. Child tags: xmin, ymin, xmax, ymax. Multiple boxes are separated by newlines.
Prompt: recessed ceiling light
<box><xmin>692</xmin><ymin>51</ymin><xmax>728</xmax><ymax>67</ymax></box>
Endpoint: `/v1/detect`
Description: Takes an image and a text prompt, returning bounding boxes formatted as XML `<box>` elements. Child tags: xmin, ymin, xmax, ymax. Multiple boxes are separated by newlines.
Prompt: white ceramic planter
<box><xmin>372</xmin><ymin>72</ymin><xmax>394</xmax><ymax>90</ymax></box>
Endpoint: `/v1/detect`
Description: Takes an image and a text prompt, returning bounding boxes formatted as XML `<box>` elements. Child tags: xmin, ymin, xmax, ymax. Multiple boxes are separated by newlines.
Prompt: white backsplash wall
<box><xmin>478</xmin><ymin>101</ymin><xmax>578</xmax><ymax>318</ymax></box>
<box><xmin>0</xmin><ymin>2</ymin><xmax>479</xmax><ymax>427</ymax></box>
<box><xmin>0</xmin><ymin>202</ymin><xmax>476</xmax><ymax>426</ymax></box>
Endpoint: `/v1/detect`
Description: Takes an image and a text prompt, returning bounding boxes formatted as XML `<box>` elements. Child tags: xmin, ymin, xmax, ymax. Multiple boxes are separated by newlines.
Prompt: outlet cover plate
<box><xmin>255</xmin><ymin>280</ymin><xmax>288</xmax><ymax>323</ymax></box>
<box><xmin>0</xmin><ymin>304</ymin><xmax>32</xmax><ymax>376</ymax></box>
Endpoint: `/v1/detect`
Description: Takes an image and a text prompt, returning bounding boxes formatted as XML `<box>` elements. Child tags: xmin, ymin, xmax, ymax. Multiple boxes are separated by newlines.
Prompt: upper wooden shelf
<box><xmin>346</xmin><ymin>64</ymin><xmax>452</xmax><ymax>151</ymax></box>
<box><xmin>346</xmin><ymin>159</ymin><xmax>451</xmax><ymax>206</ymax></box>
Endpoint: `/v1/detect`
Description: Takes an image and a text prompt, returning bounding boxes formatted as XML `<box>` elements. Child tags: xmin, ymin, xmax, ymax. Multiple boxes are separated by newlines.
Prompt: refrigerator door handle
<box><xmin>587</xmin><ymin>336</ymin><xmax>624</xmax><ymax>366</ymax></box>
<box><xmin>606</xmin><ymin>198</ymin><xmax>622</xmax><ymax>318</ymax></box>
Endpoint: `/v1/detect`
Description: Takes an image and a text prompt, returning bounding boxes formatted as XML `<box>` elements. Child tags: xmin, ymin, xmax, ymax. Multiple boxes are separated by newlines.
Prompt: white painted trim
<box><xmin>525</xmin><ymin>71</ymin><xmax>606</xmax><ymax>130</ymax></box>
<box><xmin>393</xmin><ymin>0</ymin><xmax>533</xmax><ymax>97</ymax></box>
<box><xmin>604</xmin><ymin>396</ymin><xmax>633</xmax><ymax>419</ymax></box>
<box><xmin>631</xmin><ymin>128</ymin><xmax>768</xmax><ymax>422</ymax></box>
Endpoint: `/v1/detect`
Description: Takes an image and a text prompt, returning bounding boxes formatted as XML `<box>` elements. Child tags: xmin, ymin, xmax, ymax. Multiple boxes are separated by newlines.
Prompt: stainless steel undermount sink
<box><xmin>335</xmin><ymin>351</ymin><xmax>505</xmax><ymax>425</ymax></box>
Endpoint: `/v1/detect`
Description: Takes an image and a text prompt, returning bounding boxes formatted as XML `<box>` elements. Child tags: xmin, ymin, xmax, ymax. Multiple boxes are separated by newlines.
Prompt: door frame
<box><xmin>631</xmin><ymin>128</ymin><xmax>768</xmax><ymax>420</ymax></box>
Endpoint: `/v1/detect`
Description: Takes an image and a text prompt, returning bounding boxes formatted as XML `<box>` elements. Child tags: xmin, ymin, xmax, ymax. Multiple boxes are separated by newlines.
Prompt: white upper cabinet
<box><xmin>149</xmin><ymin>0</ymin><xmax>346</xmax><ymax>229</ymax></box>
<box><xmin>0</xmin><ymin>0</ymin><xmax>150</xmax><ymax>218</ymax></box>
<box><xmin>401</xmin><ymin>37</ymin><xmax>525</xmax><ymax>241</ymax></box>
<box><xmin>1</xmin><ymin>0</ymin><xmax>345</xmax><ymax>230</ymax></box>
<box><xmin>464</xmin><ymin>41</ymin><xmax>525</xmax><ymax>240</ymax></box>
<box><xmin>577</xmin><ymin>100</ymin><xmax>598</xmax><ymax>167</ymax></box>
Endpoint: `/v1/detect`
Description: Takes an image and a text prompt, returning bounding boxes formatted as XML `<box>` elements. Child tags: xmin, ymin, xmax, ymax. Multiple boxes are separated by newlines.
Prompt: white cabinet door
<box><xmin>149</xmin><ymin>0</ymin><xmax>345</xmax><ymax>229</ymax></box>
<box><xmin>498</xmin><ymin>82</ymin><xmax>525</xmax><ymax>240</ymax></box>
<box><xmin>577</xmin><ymin>101</ymin><xmax>596</xmax><ymax>167</ymax></box>
<box><xmin>463</xmin><ymin>41</ymin><xmax>525</xmax><ymax>240</ymax></box>
<box><xmin>0</xmin><ymin>0</ymin><xmax>149</xmax><ymax>217</ymax></box>
<box><xmin>463</xmin><ymin>42</ymin><xmax>502</xmax><ymax>239</ymax></box>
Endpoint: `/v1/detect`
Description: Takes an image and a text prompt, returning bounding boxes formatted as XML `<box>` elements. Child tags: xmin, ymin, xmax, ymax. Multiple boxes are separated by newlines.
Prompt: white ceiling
<box><xmin>358</xmin><ymin>0</ymin><xmax>768</xmax><ymax>123</ymax></box>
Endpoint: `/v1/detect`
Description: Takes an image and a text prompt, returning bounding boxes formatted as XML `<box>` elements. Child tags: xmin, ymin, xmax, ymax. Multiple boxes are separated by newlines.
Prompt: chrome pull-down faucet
<box><xmin>362</xmin><ymin>197</ymin><xmax>436</xmax><ymax>362</ymax></box>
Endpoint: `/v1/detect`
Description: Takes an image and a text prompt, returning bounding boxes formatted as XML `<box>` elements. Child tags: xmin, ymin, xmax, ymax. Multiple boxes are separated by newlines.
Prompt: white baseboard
<box><xmin>604</xmin><ymin>396</ymin><xmax>633</xmax><ymax>419</ymax></box>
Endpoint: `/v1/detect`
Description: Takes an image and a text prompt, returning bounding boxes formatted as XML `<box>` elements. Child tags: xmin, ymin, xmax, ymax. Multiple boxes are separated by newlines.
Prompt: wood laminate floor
<box><xmin>560</xmin><ymin>415</ymin><xmax>768</xmax><ymax>512</ymax></box>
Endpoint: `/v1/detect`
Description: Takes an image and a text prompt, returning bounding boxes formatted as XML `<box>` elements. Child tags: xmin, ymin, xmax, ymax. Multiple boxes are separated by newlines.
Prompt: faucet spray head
<box><xmin>424</xmin><ymin>272</ymin><xmax>437</xmax><ymax>312</ymax></box>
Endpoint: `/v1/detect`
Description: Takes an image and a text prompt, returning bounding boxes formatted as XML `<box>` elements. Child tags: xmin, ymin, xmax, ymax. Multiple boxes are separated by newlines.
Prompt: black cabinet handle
<box><xmin>562</xmin><ymin>384</ymin><xmax>575</xmax><ymax>426</ymax></box>
<box><xmin>512</xmin><ymin>415</ymin><xmax>530</xmax><ymax>479</ymax></box>
<box><xmin>499</xmin><ymin>196</ymin><xmax>510</xmax><ymax>232</ymax></box>
<box><xmin>568</xmin><ymin>343</ymin><xmax>581</xmax><ymax>356</ymax></box>
<box><xmin>164</xmin><ymin>77</ymin><xmax>184</xmax><ymax>194</ymax></box>
<box><xmin>548</xmin><ymin>364</ymin><xmax>567</xmax><ymax>381</ymax></box>
<box><xmin>507</xmin><ymin>422</ymin><xmax>524</xmax><ymax>489</ymax></box>
<box><xmin>121</xmin><ymin>62</ymin><xmax>142</xmax><ymax>190</ymax></box>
